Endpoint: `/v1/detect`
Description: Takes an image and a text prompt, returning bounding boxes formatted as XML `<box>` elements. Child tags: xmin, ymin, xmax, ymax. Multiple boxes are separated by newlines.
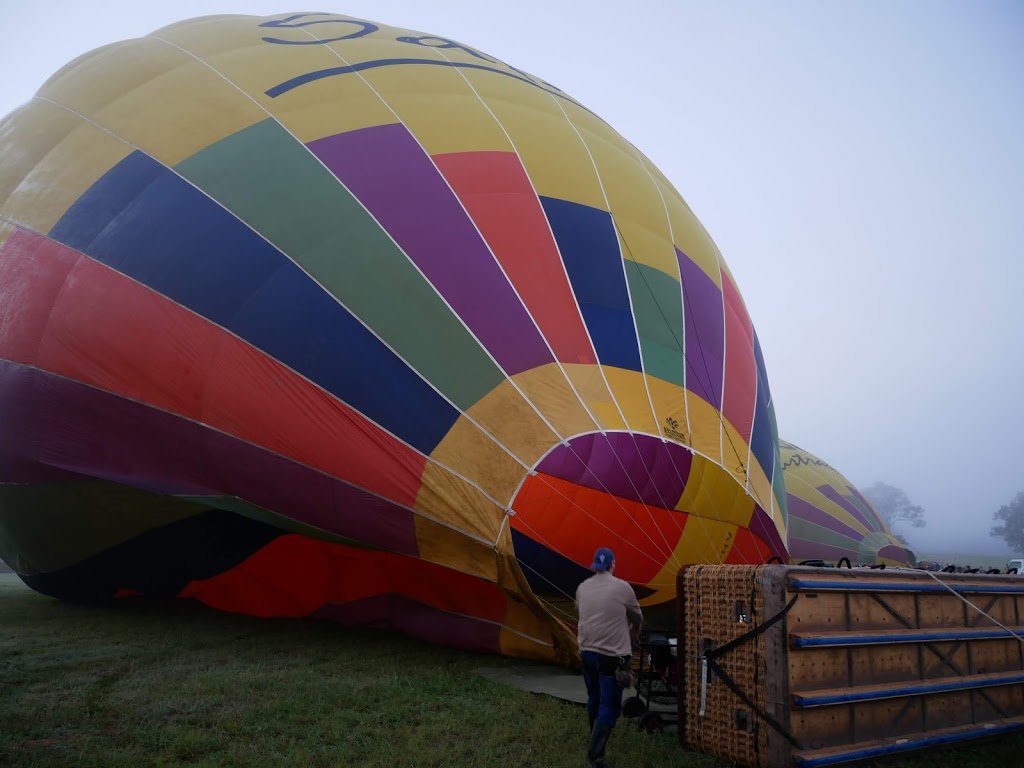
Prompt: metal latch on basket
<box><xmin>698</xmin><ymin>638</ymin><xmax>717</xmax><ymax>718</ymax></box>
<box><xmin>694</xmin><ymin>595</ymin><xmax>803</xmax><ymax>749</ymax></box>
<box><xmin>698</xmin><ymin>656</ymin><xmax>709</xmax><ymax>717</ymax></box>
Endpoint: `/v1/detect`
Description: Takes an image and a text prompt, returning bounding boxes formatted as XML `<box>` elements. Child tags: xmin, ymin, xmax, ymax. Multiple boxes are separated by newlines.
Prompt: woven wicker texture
<box><xmin>682</xmin><ymin>564</ymin><xmax>770</xmax><ymax>767</ymax></box>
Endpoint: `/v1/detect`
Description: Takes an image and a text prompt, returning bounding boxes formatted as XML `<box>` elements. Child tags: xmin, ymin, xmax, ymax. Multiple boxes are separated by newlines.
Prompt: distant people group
<box><xmin>915</xmin><ymin>560</ymin><xmax>1009</xmax><ymax>574</ymax></box>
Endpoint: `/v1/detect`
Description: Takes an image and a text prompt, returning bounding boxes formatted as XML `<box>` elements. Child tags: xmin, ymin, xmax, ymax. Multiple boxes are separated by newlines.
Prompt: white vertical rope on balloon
<box><xmin>140</xmin><ymin>27</ymin><xmax>642</xmax><ymax>558</ymax></box>
<box><xmin>617</xmin><ymin>138</ymin><xmax>782</xmax><ymax>565</ymax></box>
<box><xmin>745</xmin><ymin>372</ymin><xmax>756</xmax><ymax>501</ymax></box>
<box><xmin>276</xmin><ymin>19</ymin><xmax>684</xmax><ymax>562</ymax></box>
<box><xmin>765</xmin><ymin>373</ymin><xmax>781</xmax><ymax>524</ymax></box>
<box><xmin>544</xmin><ymin>80</ymin><xmax>768</xmax><ymax>569</ymax></box>
<box><xmin>522</xmin><ymin>51</ymin><xmax>776</xmax><ymax>568</ymax></box>
<box><xmin>565</xmin><ymin>110</ymin><xmax>762</xmax><ymax>568</ymax></box>
<box><xmin>540</xmin><ymin>94</ymin><xmax>689</xmax><ymax>571</ymax></box>
<box><xmin>502</xmin><ymin>432</ymin><xmax>704</xmax><ymax>573</ymax></box>
<box><xmin>418</xmin><ymin>38</ymin><xmax>692</xmax><ymax>564</ymax></box>
<box><xmin>623</xmin><ymin>147</ymin><xmax>732</xmax><ymax>567</ymax></box>
<box><xmin>406</xmin><ymin>41</ymin><xmax>695</xmax><ymax>565</ymax></box>
<box><xmin>146</xmin><ymin>29</ymin><xmax>543</xmax><ymax>470</ymax></box>
<box><xmin>431</xmin><ymin>70</ymin><xmax>643</xmax><ymax>457</ymax></box>
<box><xmin>539</xmin><ymin>96</ymin><xmax>663</xmax><ymax>439</ymax></box>
<box><xmin>627</xmin><ymin>155</ymin><xmax>695</xmax><ymax>451</ymax></box>
<box><xmin>25</xmin><ymin>91</ymin><xmax>527</xmax><ymax>546</ymax></box>
<box><xmin>415</xmin><ymin>47</ymin><xmax>608</xmax><ymax>440</ymax></box>
<box><xmin>0</xmin><ymin>213</ymin><xmax>510</xmax><ymax>556</ymax></box>
<box><xmin>410</xmin><ymin>42</ymin><xmax>619</xmax><ymax>438</ymax></box>
<box><xmin>160</xmin><ymin>16</ymin><xmax>718</xmax><ymax>571</ymax></box>
<box><xmin>631</xmin><ymin>154</ymin><xmax>783</xmax><ymax>551</ymax></box>
<box><xmin>511</xmin><ymin>497</ymin><xmax>670</xmax><ymax>594</ymax></box>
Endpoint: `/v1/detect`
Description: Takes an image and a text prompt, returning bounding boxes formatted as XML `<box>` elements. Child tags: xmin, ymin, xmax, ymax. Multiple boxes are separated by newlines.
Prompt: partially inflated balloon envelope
<box><xmin>781</xmin><ymin>441</ymin><xmax>914</xmax><ymax>566</ymax></box>
<box><xmin>0</xmin><ymin>13</ymin><xmax>788</xmax><ymax>663</ymax></box>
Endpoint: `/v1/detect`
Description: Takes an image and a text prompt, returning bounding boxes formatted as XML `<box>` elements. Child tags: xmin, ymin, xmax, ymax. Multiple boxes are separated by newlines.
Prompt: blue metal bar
<box><xmin>788</xmin><ymin>578</ymin><xmax>1024</xmax><ymax>595</ymax></box>
<box><xmin>792</xmin><ymin>628</ymin><xmax>1023</xmax><ymax>648</ymax></box>
<box><xmin>793</xmin><ymin>672</ymin><xmax>1024</xmax><ymax>708</ymax></box>
<box><xmin>794</xmin><ymin>720</ymin><xmax>1024</xmax><ymax>767</ymax></box>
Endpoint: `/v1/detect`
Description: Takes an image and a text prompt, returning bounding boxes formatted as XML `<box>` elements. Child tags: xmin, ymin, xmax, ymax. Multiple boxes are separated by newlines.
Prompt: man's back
<box><xmin>576</xmin><ymin>571</ymin><xmax>641</xmax><ymax>657</ymax></box>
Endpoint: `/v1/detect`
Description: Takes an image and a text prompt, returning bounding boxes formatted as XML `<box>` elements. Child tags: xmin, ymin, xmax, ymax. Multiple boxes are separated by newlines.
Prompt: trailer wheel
<box><xmin>622</xmin><ymin>696</ymin><xmax>645</xmax><ymax>719</ymax></box>
<box><xmin>637</xmin><ymin>712</ymin><xmax>664</xmax><ymax>734</ymax></box>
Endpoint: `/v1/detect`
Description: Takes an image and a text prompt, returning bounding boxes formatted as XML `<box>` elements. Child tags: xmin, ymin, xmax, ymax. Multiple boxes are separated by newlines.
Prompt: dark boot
<box><xmin>586</xmin><ymin>721</ymin><xmax>614</xmax><ymax>768</ymax></box>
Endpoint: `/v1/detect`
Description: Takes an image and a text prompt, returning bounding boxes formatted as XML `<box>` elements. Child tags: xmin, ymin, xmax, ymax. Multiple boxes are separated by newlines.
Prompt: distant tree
<box><xmin>862</xmin><ymin>481</ymin><xmax>926</xmax><ymax>533</ymax></box>
<box><xmin>990</xmin><ymin>492</ymin><xmax>1024</xmax><ymax>553</ymax></box>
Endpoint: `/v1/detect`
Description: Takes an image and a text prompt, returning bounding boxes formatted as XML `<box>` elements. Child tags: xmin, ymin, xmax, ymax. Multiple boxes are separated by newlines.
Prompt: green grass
<box><xmin>3</xmin><ymin>574</ymin><xmax>1024</xmax><ymax>768</ymax></box>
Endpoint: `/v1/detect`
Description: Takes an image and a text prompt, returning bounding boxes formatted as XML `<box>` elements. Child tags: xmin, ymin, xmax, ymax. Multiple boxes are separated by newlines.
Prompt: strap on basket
<box><xmin>699</xmin><ymin>594</ymin><xmax>801</xmax><ymax>749</ymax></box>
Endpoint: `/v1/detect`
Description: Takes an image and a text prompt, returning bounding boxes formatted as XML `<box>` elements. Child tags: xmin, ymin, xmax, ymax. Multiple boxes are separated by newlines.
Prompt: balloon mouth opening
<box><xmin>508</xmin><ymin>432</ymin><xmax>695</xmax><ymax>604</ymax></box>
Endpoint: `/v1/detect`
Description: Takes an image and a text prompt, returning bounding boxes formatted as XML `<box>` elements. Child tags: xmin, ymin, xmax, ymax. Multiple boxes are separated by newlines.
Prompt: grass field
<box><xmin>3</xmin><ymin>574</ymin><xmax>1024</xmax><ymax>768</ymax></box>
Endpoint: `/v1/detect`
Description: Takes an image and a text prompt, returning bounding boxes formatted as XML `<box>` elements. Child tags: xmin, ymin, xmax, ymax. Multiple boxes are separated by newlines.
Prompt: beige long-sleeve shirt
<box><xmin>575</xmin><ymin>571</ymin><xmax>643</xmax><ymax>657</ymax></box>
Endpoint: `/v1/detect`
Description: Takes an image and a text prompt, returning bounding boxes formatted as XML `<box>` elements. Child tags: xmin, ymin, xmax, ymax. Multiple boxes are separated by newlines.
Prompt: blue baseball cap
<box><xmin>591</xmin><ymin>547</ymin><xmax>615</xmax><ymax>571</ymax></box>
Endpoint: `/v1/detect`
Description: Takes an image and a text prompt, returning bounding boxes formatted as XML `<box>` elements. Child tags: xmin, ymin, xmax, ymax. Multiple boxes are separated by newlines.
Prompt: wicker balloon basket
<box><xmin>677</xmin><ymin>564</ymin><xmax>1024</xmax><ymax>767</ymax></box>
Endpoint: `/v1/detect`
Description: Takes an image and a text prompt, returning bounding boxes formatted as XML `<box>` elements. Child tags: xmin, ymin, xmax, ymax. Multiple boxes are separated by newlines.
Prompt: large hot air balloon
<box><xmin>0</xmin><ymin>13</ymin><xmax>788</xmax><ymax>663</ymax></box>
<box><xmin>781</xmin><ymin>440</ymin><xmax>914</xmax><ymax>566</ymax></box>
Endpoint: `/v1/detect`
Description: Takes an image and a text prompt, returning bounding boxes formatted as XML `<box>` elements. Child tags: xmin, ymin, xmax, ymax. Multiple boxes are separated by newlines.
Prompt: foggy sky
<box><xmin>2</xmin><ymin>1</ymin><xmax>1021</xmax><ymax>557</ymax></box>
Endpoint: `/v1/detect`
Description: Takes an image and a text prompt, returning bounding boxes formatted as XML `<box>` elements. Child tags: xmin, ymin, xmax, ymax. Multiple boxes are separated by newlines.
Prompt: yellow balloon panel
<box><xmin>602</xmin><ymin>366</ymin><xmax>659</xmax><ymax>435</ymax></box>
<box><xmin>686</xmin><ymin>390</ymin><xmax>724</xmax><ymax>464</ymax></box>
<box><xmin>0</xmin><ymin>107</ymin><xmax>131</xmax><ymax>233</ymax></box>
<box><xmin>561</xmin><ymin>364</ymin><xmax>629</xmax><ymax>432</ymax></box>
<box><xmin>412</xmin><ymin>510</ymin><xmax>500</xmax><ymax>582</ymax></box>
<box><xmin>0</xmin><ymin>102</ymin><xmax>83</xmax><ymax>210</ymax></box>
<box><xmin>426</xmin><ymin>421</ymin><xmax>527</xmax><ymax>508</ymax></box>
<box><xmin>782</xmin><ymin>441</ymin><xmax>914</xmax><ymax>566</ymax></box>
<box><xmin>641</xmin><ymin>155</ymin><xmax>723</xmax><ymax>287</ymax></box>
<box><xmin>40</xmin><ymin>40</ymin><xmax>180</xmax><ymax>119</ymax></box>
<box><xmin>464</xmin><ymin>69</ymin><xmax>607</xmax><ymax>210</ymax></box>
<box><xmin>562</xmin><ymin>101</ymin><xmax>680</xmax><ymax>278</ymax></box>
<box><xmin>414</xmin><ymin>462</ymin><xmax>505</xmax><ymax>544</ymax></box>
<box><xmin>511</xmin><ymin>364</ymin><xmax>602</xmax><ymax>440</ymax></box>
<box><xmin>357</xmin><ymin>65</ymin><xmax>515</xmax><ymax>156</ymax></box>
<box><xmin>640</xmin><ymin>515</ymin><xmax>739</xmax><ymax>605</ymax></box>
<box><xmin>261</xmin><ymin>68</ymin><xmax>400</xmax><ymax>142</ymax></box>
<box><xmin>42</xmin><ymin>49</ymin><xmax>267</xmax><ymax>167</ymax></box>
<box><xmin>677</xmin><ymin>454</ymin><xmax>755</xmax><ymax>528</ymax></box>
<box><xmin>461</xmin><ymin>378</ymin><xmax>561</xmax><ymax>470</ymax></box>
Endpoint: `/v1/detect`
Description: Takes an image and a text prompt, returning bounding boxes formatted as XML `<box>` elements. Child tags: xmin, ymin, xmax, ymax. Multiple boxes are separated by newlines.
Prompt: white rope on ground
<box><xmin>922</xmin><ymin>569</ymin><xmax>1024</xmax><ymax>645</ymax></box>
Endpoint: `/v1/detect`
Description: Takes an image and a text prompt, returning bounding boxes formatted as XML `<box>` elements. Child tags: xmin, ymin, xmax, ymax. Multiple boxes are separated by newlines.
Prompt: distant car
<box><xmin>1008</xmin><ymin>559</ymin><xmax>1024</xmax><ymax>574</ymax></box>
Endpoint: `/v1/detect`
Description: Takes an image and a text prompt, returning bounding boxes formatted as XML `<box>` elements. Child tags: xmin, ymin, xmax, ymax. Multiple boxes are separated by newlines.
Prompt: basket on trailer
<box><xmin>677</xmin><ymin>563</ymin><xmax>1024</xmax><ymax>768</ymax></box>
<box><xmin>623</xmin><ymin>633</ymin><xmax>680</xmax><ymax>733</ymax></box>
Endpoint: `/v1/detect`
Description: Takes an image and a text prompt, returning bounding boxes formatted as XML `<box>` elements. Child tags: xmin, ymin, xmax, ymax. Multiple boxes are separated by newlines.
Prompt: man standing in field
<box><xmin>576</xmin><ymin>547</ymin><xmax>643</xmax><ymax>768</ymax></box>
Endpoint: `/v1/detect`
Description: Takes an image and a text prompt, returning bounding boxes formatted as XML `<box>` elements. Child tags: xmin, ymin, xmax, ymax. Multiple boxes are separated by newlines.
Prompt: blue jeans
<box><xmin>582</xmin><ymin>650</ymin><xmax>625</xmax><ymax>729</ymax></box>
